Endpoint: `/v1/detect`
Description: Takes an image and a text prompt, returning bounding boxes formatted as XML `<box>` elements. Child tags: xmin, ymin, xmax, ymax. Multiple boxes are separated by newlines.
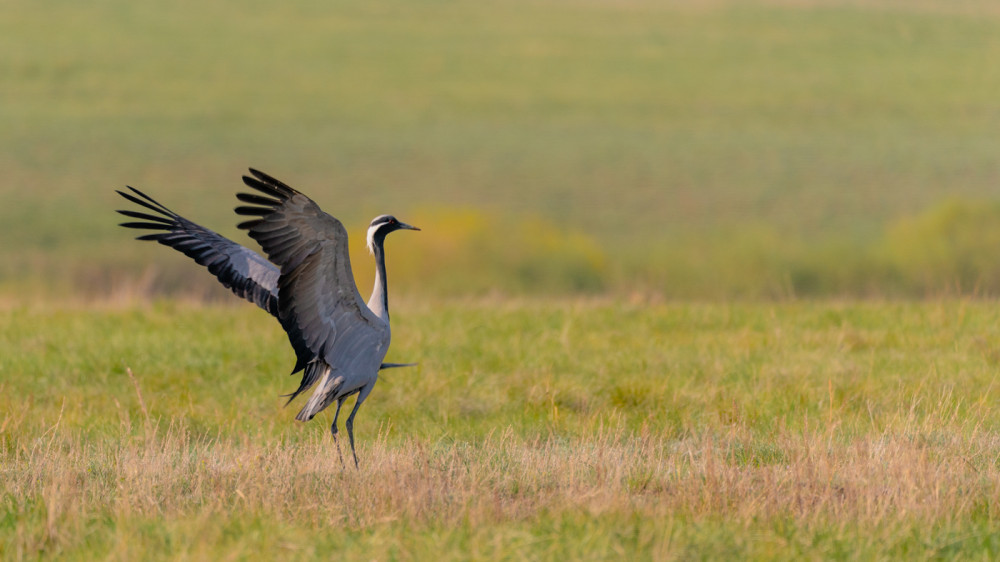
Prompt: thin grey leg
<box><xmin>345</xmin><ymin>398</ymin><xmax>364</xmax><ymax>469</ymax></box>
<box><xmin>330</xmin><ymin>398</ymin><xmax>345</xmax><ymax>468</ymax></box>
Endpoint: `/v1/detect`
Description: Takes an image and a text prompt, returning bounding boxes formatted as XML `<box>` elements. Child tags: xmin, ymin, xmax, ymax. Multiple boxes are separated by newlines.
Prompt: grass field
<box><xmin>4</xmin><ymin>299</ymin><xmax>1000</xmax><ymax>559</ymax></box>
<box><xmin>5</xmin><ymin>0</ymin><xmax>1000</xmax><ymax>558</ymax></box>
<box><xmin>4</xmin><ymin>0</ymin><xmax>1000</xmax><ymax>297</ymax></box>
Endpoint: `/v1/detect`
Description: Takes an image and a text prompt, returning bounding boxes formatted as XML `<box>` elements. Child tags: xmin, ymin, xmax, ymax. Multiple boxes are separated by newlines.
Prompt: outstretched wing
<box><xmin>236</xmin><ymin>168</ymin><xmax>386</xmax><ymax>401</ymax></box>
<box><xmin>116</xmin><ymin>187</ymin><xmax>280</xmax><ymax>316</ymax></box>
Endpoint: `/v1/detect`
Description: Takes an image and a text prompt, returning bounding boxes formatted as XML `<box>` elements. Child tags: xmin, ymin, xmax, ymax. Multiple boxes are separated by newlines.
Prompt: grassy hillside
<box><xmin>3</xmin><ymin>0</ymin><xmax>1000</xmax><ymax>297</ymax></box>
<box><xmin>3</xmin><ymin>299</ymin><xmax>1000</xmax><ymax>559</ymax></box>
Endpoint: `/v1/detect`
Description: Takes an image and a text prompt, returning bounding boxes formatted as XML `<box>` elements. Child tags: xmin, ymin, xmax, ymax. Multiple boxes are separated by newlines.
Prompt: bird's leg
<box><xmin>345</xmin><ymin>398</ymin><xmax>365</xmax><ymax>470</ymax></box>
<box><xmin>330</xmin><ymin>398</ymin><xmax>346</xmax><ymax>469</ymax></box>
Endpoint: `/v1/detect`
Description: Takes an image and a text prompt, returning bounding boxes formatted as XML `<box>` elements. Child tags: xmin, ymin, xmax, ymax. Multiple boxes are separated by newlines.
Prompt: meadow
<box><xmin>5</xmin><ymin>0</ymin><xmax>1000</xmax><ymax>559</ymax></box>
<box><xmin>3</xmin><ymin>299</ymin><xmax>1000</xmax><ymax>559</ymax></box>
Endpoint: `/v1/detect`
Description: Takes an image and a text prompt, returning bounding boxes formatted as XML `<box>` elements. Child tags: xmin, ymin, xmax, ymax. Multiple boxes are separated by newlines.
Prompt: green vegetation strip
<box><xmin>2</xmin><ymin>300</ymin><xmax>1000</xmax><ymax>559</ymax></box>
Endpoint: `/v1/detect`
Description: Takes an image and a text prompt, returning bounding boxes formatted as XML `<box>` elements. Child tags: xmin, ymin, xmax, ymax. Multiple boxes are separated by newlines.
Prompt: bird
<box><xmin>116</xmin><ymin>168</ymin><xmax>419</xmax><ymax>467</ymax></box>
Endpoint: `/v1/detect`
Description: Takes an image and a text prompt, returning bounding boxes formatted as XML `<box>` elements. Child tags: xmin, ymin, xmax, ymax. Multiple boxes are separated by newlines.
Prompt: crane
<box><xmin>116</xmin><ymin>168</ymin><xmax>419</xmax><ymax>467</ymax></box>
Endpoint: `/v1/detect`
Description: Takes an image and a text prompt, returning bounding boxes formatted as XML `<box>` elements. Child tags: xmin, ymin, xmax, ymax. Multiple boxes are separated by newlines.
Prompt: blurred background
<box><xmin>4</xmin><ymin>0</ymin><xmax>1000</xmax><ymax>301</ymax></box>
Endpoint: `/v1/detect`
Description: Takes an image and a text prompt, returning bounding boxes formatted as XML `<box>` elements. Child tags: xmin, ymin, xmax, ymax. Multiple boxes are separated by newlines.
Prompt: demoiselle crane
<box><xmin>116</xmin><ymin>169</ymin><xmax>419</xmax><ymax>467</ymax></box>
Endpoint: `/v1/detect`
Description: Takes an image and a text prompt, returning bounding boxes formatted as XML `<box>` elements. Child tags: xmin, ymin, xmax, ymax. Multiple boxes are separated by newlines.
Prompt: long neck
<box><xmin>367</xmin><ymin>241</ymin><xmax>389</xmax><ymax>323</ymax></box>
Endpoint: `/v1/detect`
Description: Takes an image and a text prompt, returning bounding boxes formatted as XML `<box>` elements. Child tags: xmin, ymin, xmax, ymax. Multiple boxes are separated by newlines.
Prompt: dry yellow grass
<box><xmin>5</xmin><ymin>404</ymin><xmax>999</xmax><ymax>559</ymax></box>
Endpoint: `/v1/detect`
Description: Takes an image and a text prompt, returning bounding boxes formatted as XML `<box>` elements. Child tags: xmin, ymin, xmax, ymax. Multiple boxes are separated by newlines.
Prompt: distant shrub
<box><xmin>350</xmin><ymin>207</ymin><xmax>609</xmax><ymax>296</ymax></box>
<box><xmin>880</xmin><ymin>199</ymin><xmax>1000</xmax><ymax>295</ymax></box>
<box><xmin>619</xmin><ymin>198</ymin><xmax>1000</xmax><ymax>299</ymax></box>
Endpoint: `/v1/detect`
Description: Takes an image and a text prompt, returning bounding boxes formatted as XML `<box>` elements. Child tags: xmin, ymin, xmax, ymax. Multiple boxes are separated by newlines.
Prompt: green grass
<box><xmin>4</xmin><ymin>0</ymin><xmax>1000</xmax><ymax>297</ymax></box>
<box><xmin>3</xmin><ymin>299</ymin><xmax>1000</xmax><ymax>559</ymax></box>
<box><xmin>7</xmin><ymin>1</ymin><xmax>1000</xmax><ymax>557</ymax></box>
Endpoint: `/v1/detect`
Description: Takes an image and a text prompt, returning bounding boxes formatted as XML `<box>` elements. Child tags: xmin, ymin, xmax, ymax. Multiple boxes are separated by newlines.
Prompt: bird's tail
<box><xmin>294</xmin><ymin>366</ymin><xmax>343</xmax><ymax>422</ymax></box>
<box><xmin>282</xmin><ymin>360</ymin><xmax>328</xmax><ymax>406</ymax></box>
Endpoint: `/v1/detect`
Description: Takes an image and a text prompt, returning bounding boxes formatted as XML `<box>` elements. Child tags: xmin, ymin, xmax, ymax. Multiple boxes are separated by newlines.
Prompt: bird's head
<box><xmin>366</xmin><ymin>214</ymin><xmax>420</xmax><ymax>254</ymax></box>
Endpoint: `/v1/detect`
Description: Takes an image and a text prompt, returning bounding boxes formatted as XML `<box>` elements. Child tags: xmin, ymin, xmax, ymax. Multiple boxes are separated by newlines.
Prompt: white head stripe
<box><xmin>366</xmin><ymin>215</ymin><xmax>395</xmax><ymax>254</ymax></box>
<box><xmin>366</xmin><ymin>223</ymin><xmax>379</xmax><ymax>255</ymax></box>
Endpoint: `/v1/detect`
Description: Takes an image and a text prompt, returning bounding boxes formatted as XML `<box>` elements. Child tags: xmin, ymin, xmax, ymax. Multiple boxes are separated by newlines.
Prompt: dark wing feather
<box><xmin>116</xmin><ymin>186</ymin><xmax>280</xmax><ymax>316</ymax></box>
<box><xmin>237</xmin><ymin>169</ymin><xmax>386</xmax><ymax>401</ymax></box>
